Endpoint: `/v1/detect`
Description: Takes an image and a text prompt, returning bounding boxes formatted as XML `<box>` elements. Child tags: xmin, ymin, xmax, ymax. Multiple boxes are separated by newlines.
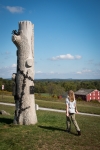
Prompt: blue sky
<box><xmin>0</xmin><ymin>0</ymin><xmax>100</xmax><ymax>79</ymax></box>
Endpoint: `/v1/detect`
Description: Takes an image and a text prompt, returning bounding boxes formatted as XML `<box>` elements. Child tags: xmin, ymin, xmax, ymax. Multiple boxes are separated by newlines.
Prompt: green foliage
<box><xmin>35</xmin><ymin>93</ymin><xmax>61</xmax><ymax>101</ymax></box>
<box><xmin>0</xmin><ymin>78</ymin><xmax>100</xmax><ymax>96</ymax></box>
<box><xmin>77</xmin><ymin>96</ymin><xmax>83</xmax><ymax>101</ymax></box>
<box><xmin>0</xmin><ymin>78</ymin><xmax>13</xmax><ymax>92</ymax></box>
<box><xmin>34</xmin><ymin>79</ymin><xmax>100</xmax><ymax>95</ymax></box>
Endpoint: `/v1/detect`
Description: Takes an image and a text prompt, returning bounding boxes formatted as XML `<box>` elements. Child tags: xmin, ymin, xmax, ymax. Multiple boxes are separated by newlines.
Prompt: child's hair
<box><xmin>68</xmin><ymin>90</ymin><xmax>75</xmax><ymax>102</ymax></box>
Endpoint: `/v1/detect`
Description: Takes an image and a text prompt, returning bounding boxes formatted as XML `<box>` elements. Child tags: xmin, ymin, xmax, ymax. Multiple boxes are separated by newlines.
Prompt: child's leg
<box><xmin>66</xmin><ymin>116</ymin><xmax>71</xmax><ymax>131</ymax></box>
<box><xmin>71</xmin><ymin>114</ymin><xmax>80</xmax><ymax>131</ymax></box>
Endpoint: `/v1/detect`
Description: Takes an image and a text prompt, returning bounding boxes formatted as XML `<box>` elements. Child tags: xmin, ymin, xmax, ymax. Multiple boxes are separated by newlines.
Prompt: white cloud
<box><xmin>12</xmin><ymin>64</ymin><xmax>17</xmax><ymax>68</ymax></box>
<box><xmin>35</xmin><ymin>71</ymin><xmax>60</xmax><ymax>75</ymax></box>
<box><xmin>35</xmin><ymin>71</ymin><xmax>42</xmax><ymax>74</ymax></box>
<box><xmin>0</xmin><ymin>65</ymin><xmax>99</xmax><ymax>79</ymax></box>
<box><xmin>0</xmin><ymin>64</ymin><xmax>16</xmax><ymax>78</ymax></box>
<box><xmin>51</xmin><ymin>54</ymin><xmax>81</xmax><ymax>60</ymax></box>
<box><xmin>6</xmin><ymin>6</ymin><xmax>24</xmax><ymax>13</ymax></box>
<box><xmin>50</xmin><ymin>71</ymin><xmax>55</xmax><ymax>74</ymax></box>
<box><xmin>75</xmin><ymin>55</ymin><xmax>82</xmax><ymax>59</ymax></box>
<box><xmin>76</xmin><ymin>69</ymin><xmax>92</xmax><ymax>75</ymax></box>
<box><xmin>76</xmin><ymin>71</ymin><xmax>82</xmax><ymax>74</ymax></box>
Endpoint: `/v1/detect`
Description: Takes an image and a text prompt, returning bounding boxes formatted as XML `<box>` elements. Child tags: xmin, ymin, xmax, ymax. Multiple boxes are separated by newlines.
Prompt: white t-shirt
<box><xmin>66</xmin><ymin>97</ymin><xmax>76</xmax><ymax>113</ymax></box>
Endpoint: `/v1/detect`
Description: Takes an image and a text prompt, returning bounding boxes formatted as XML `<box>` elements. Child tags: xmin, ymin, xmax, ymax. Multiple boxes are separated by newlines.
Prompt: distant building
<box><xmin>75</xmin><ymin>89</ymin><xmax>100</xmax><ymax>101</ymax></box>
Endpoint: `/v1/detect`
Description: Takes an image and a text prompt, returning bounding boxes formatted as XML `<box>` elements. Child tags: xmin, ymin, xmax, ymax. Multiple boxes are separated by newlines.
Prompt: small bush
<box><xmin>76</xmin><ymin>97</ymin><xmax>83</xmax><ymax>101</ymax></box>
<box><xmin>90</xmin><ymin>99</ymin><xmax>100</xmax><ymax>104</ymax></box>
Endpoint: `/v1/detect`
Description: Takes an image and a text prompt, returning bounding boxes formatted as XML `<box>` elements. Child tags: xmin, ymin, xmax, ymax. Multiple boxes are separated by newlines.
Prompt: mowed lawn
<box><xmin>0</xmin><ymin>105</ymin><xmax>100</xmax><ymax>150</ymax></box>
<box><xmin>0</xmin><ymin>95</ymin><xmax>100</xmax><ymax>115</ymax></box>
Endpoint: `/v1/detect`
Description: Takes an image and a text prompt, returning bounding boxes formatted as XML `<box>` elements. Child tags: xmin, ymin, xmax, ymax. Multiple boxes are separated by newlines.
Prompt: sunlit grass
<box><xmin>0</xmin><ymin>105</ymin><xmax>100</xmax><ymax>150</ymax></box>
<box><xmin>0</xmin><ymin>95</ymin><xmax>100</xmax><ymax>115</ymax></box>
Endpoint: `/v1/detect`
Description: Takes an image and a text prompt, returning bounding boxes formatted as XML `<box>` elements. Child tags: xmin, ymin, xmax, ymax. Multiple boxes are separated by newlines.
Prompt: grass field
<box><xmin>0</xmin><ymin>95</ymin><xmax>100</xmax><ymax>115</ymax></box>
<box><xmin>0</xmin><ymin>104</ymin><xmax>100</xmax><ymax>150</ymax></box>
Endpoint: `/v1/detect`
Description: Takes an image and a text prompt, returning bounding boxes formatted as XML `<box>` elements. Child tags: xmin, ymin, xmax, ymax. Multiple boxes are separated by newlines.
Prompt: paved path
<box><xmin>0</xmin><ymin>102</ymin><xmax>15</xmax><ymax>106</ymax></box>
<box><xmin>38</xmin><ymin>107</ymin><xmax>100</xmax><ymax>117</ymax></box>
<box><xmin>0</xmin><ymin>102</ymin><xmax>100</xmax><ymax>117</ymax></box>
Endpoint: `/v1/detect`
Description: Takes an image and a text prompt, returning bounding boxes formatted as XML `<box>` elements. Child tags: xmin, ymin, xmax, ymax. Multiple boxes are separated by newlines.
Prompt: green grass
<box><xmin>0</xmin><ymin>95</ymin><xmax>14</xmax><ymax>103</ymax></box>
<box><xmin>0</xmin><ymin>105</ymin><xmax>100</xmax><ymax>150</ymax></box>
<box><xmin>0</xmin><ymin>95</ymin><xmax>100</xmax><ymax>115</ymax></box>
<box><xmin>36</xmin><ymin>99</ymin><xmax>100</xmax><ymax>115</ymax></box>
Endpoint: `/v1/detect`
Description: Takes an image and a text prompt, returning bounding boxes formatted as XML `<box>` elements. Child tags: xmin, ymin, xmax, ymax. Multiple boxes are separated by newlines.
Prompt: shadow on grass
<box><xmin>38</xmin><ymin>125</ymin><xmax>65</xmax><ymax>132</ymax></box>
<box><xmin>38</xmin><ymin>125</ymin><xmax>78</xmax><ymax>136</ymax></box>
<box><xmin>0</xmin><ymin>118</ymin><xmax>13</xmax><ymax>124</ymax></box>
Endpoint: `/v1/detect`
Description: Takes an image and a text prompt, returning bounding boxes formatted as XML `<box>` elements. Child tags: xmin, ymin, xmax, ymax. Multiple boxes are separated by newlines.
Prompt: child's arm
<box><xmin>75</xmin><ymin>106</ymin><xmax>78</xmax><ymax>113</ymax></box>
<box><xmin>75</xmin><ymin>102</ymin><xmax>79</xmax><ymax>113</ymax></box>
<box><xmin>66</xmin><ymin>104</ymin><xmax>69</xmax><ymax>116</ymax></box>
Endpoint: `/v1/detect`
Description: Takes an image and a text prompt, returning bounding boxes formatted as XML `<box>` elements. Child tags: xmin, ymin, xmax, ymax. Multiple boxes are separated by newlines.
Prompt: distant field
<box><xmin>0</xmin><ymin>95</ymin><xmax>100</xmax><ymax>115</ymax></box>
<box><xmin>0</xmin><ymin>105</ymin><xmax>100</xmax><ymax>150</ymax></box>
<box><xmin>0</xmin><ymin>95</ymin><xmax>14</xmax><ymax>103</ymax></box>
<box><xmin>36</xmin><ymin>99</ymin><xmax>100</xmax><ymax>115</ymax></box>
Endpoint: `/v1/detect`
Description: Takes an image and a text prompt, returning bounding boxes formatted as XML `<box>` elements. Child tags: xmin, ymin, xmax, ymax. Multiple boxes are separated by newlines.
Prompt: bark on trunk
<box><xmin>12</xmin><ymin>21</ymin><xmax>37</xmax><ymax>125</ymax></box>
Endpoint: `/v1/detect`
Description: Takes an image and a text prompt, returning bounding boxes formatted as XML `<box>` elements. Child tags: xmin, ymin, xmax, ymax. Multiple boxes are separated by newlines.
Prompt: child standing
<box><xmin>66</xmin><ymin>90</ymin><xmax>81</xmax><ymax>136</ymax></box>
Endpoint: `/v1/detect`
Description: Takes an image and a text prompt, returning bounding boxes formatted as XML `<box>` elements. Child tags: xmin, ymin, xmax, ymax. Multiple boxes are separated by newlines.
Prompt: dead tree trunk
<box><xmin>12</xmin><ymin>21</ymin><xmax>37</xmax><ymax>125</ymax></box>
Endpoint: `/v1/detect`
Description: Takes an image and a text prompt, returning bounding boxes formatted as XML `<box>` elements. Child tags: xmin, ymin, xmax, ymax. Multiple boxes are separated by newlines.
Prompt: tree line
<box><xmin>34</xmin><ymin>79</ymin><xmax>100</xmax><ymax>96</ymax></box>
<box><xmin>0</xmin><ymin>78</ymin><xmax>100</xmax><ymax>96</ymax></box>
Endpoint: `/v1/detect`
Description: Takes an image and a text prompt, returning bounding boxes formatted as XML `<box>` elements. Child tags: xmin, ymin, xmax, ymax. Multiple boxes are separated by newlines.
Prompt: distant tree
<box><xmin>61</xmin><ymin>81</ymin><xmax>76</xmax><ymax>92</ymax></box>
<box><xmin>47</xmin><ymin>82</ymin><xmax>65</xmax><ymax>96</ymax></box>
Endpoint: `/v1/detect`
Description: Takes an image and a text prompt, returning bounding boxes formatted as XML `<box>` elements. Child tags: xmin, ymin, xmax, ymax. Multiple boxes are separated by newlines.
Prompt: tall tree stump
<box><xmin>12</xmin><ymin>21</ymin><xmax>37</xmax><ymax>125</ymax></box>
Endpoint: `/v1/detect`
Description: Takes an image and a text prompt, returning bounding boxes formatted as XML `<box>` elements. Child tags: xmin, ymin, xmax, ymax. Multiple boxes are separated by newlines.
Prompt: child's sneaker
<box><xmin>77</xmin><ymin>131</ymin><xmax>81</xmax><ymax>136</ymax></box>
<box><xmin>66</xmin><ymin>128</ymin><xmax>70</xmax><ymax>133</ymax></box>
